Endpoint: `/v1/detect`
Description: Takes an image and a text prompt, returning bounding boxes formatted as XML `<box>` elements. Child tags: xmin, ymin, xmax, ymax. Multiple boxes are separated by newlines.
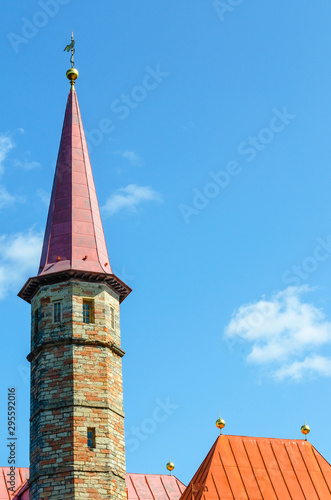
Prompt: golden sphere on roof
<box><xmin>66</xmin><ymin>68</ymin><xmax>79</xmax><ymax>84</ymax></box>
<box><xmin>301</xmin><ymin>423</ymin><xmax>310</xmax><ymax>436</ymax></box>
<box><xmin>166</xmin><ymin>461</ymin><xmax>175</xmax><ymax>472</ymax></box>
<box><xmin>216</xmin><ymin>418</ymin><xmax>225</xmax><ymax>430</ymax></box>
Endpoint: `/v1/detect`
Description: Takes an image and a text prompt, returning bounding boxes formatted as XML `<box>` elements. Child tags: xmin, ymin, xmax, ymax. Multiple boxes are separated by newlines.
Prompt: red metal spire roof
<box><xmin>18</xmin><ymin>87</ymin><xmax>131</xmax><ymax>303</ymax></box>
<box><xmin>39</xmin><ymin>88</ymin><xmax>110</xmax><ymax>276</ymax></box>
<box><xmin>180</xmin><ymin>435</ymin><xmax>331</xmax><ymax>500</ymax></box>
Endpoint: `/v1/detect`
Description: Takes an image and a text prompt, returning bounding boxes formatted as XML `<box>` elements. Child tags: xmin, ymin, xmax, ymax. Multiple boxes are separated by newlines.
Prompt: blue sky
<box><xmin>1</xmin><ymin>0</ymin><xmax>331</xmax><ymax>485</ymax></box>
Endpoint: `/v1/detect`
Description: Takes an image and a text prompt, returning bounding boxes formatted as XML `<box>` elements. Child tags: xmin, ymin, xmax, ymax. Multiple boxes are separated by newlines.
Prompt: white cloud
<box><xmin>0</xmin><ymin>134</ymin><xmax>14</xmax><ymax>177</ymax></box>
<box><xmin>0</xmin><ymin>185</ymin><xmax>16</xmax><ymax>208</ymax></box>
<box><xmin>14</xmin><ymin>159</ymin><xmax>41</xmax><ymax>170</ymax></box>
<box><xmin>275</xmin><ymin>355</ymin><xmax>331</xmax><ymax>381</ymax></box>
<box><xmin>0</xmin><ymin>229</ymin><xmax>43</xmax><ymax>299</ymax></box>
<box><xmin>37</xmin><ymin>189</ymin><xmax>50</xmax><ymax>207</ymax></box>
<box><xmin>0</xmin><ymin>132</ymin><xmax>41</xmax><ymax>207</ymax></box>
<box><xmin>102</xmin><ymin>184</ymin><xmax>163</xmax><ymax>216</ymax></box>
<box><xmin>0</xmin><ymin>134</ymin><xmax>17</xmax><ymax>208</ymax></box>
<box><xmin>114</xmin><ymin>150</ymin><xmax>142</xmax><ymax>166</ymax></box>
<box><xmin>224</xmin><ymin>286</ymin><xmax>331</xmax><ymax>380</ymax></box>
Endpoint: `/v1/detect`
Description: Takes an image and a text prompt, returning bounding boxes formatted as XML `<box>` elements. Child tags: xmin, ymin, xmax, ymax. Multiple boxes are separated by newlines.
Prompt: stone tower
<box><xmin>19</xmin><ymin>68</ymin><xmax>131</xmax><ymax>499</ymax></box>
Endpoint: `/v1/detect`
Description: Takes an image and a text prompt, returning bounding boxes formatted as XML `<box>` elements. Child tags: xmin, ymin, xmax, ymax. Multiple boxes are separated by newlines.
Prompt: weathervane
<box><xmin>64</xmin><ymin>32</ymin><xmax>75</xmax><ymax>68</ymax></box>
<box><xmin>64</xmin><ymin>32</ymin><xmax>79</xmax><ymax>89</ymax></box>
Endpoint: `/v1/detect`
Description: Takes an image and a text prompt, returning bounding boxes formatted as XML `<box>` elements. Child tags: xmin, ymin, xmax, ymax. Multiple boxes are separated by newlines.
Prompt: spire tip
<box><xmin>64</xmin><ymin>32</ymin><xmax>78</xmax><ymax>88</ymax></box>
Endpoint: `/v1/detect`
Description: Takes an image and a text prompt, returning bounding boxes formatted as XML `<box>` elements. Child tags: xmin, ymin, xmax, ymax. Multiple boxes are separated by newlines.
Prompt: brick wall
<box><xmin>28</xmin><ymin>281</ymin><xmax>126</xmax><ymax>499</ymax></box>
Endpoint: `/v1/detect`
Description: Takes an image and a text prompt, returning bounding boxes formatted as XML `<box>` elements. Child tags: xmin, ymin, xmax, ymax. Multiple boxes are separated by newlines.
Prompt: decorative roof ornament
<box><xmin>216</xmin><ymin>413</ymin><xmax>225</xmax><ymax>435</ymax></box>
<box><xmin>301</xmin><ymin>420</ymin><xmax>310</xmax><ymax>441</ymax></box>
<box><xmin>64</xmin><ymin>32</ymin><xmax>79</xmax><ymax>88</ymax></box>
<box><xmin>166</xmin><ymin>459</ymin><xmax>175</xmax><ymax>475</ymax></box>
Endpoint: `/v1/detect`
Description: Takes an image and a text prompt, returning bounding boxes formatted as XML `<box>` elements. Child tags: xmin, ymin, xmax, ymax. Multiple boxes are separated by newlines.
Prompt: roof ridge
<box><xmin>221</xmin><ymin>434</ymin><xmax>313</xmax><ymax>442</ymax></box>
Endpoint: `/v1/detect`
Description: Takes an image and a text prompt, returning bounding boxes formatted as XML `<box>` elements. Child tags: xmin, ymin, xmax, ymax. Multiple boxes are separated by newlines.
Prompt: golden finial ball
<box><xmin>66</xmin><ymin>68</ymin><xmax>79</xmax><ymax>82</ymax></box>
<box><xmin>301</xmin><ymin>424</ymin><xmax>310</xmax><ymax>436</ymax></box>
<box><xmin>216</xmin><ymin>418</ymin><xmax>225</xmax><ymax>430</ymax></box>
<box><xmin>166</xmin><ymin>461</ymin><xmax>175</xmax><ymax>472</ymax></box>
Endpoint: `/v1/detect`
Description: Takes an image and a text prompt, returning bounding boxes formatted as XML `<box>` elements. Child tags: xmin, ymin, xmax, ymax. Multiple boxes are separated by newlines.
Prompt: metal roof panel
<box><xmin>180</xmin><ymin>435</ymin><xmax>331</xmax><ymax>500</ymax></box>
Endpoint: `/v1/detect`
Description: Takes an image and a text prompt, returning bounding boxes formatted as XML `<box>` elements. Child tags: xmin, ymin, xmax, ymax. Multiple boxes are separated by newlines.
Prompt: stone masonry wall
<box><xmin>29</xmin><ymin>280</ymin><xmax>126</xmax><ymax>499</ymax></box>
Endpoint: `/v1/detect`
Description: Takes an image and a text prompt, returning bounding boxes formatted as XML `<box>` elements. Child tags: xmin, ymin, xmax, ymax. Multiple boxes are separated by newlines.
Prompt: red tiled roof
<box><xmin>38</xmin><ymin>88</ymin><xmax>112</xmax><ymax>277</ymax></box>
<box><xmin>0</xmin><ymin>470</ymin><xmax>185</xmax><ymax>500</ymax></box>
<box><xmin>180</xmin><ymin>435</ymin><xmax>331</xmax><ymax>500</ymax></box>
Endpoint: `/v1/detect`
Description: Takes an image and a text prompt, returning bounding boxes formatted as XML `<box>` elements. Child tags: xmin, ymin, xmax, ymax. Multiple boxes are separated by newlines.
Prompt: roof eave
<box><xmin>18</xmin><ymin>270</ymin><xmax>132</xmax><ymax>304</ymax></box>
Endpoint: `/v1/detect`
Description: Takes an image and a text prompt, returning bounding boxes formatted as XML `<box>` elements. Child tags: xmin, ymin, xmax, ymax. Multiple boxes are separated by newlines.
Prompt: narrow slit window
<box><xmin>110</xmin><ymin>306</ymin><xmax>115</xmax><ymax>330</ymax></box>
<box><xmin>53</xmin><ymin>302</ymin><xmax>62</xmax><ymax>323</ymax></box>
<box><xmin>83</xmin><ymin>300</ymin><xmax>93</xmax><ymax>324</ymax></box>
<box><xmin>87</xmin><ymin>428</ymin><xmax>95</xmax><ymax>448</ymax></box>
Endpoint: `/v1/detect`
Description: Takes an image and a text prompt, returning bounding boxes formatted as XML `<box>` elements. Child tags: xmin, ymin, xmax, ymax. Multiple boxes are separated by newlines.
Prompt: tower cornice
<box><xmin>27</xmin><ymin>335</ymin><xmax>126</xmax><ymax>363</ymax></box>
<box><xmin>18</xmin><ymin>270</ymin><xmax>131</xmax><ymax>304</ymax></box>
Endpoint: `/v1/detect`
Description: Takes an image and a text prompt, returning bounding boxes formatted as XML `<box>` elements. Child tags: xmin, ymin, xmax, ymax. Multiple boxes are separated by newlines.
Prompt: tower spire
<box><xmin>19</xmin><ymin>41</ymin><xmax>131</xmax><ymax>303</ymax></box>
<box><xmin>19</xmin><ymin>44</ymin><xmax>130</xmax><ymax>500</ymax></box>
